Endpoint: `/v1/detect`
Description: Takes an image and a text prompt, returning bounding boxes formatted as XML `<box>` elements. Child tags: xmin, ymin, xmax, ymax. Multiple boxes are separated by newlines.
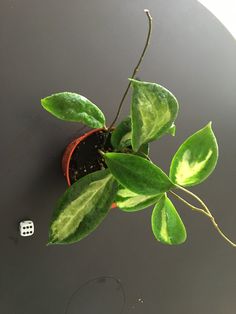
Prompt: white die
<box><xmin>19</xmin><ymin>220</ymin><xmax>34</xmax><ymax>237</ymax></box>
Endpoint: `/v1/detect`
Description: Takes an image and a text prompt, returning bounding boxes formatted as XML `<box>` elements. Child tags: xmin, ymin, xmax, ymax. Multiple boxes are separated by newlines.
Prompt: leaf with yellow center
<box><xmin>151</xmin><ymin>194</ymin><xmax>187</xmax><ymax>245</ymax></box>
<box><xmin>49</xmin><ymin>169</ymin><xmax>118</xmax><ymax>244</ymax></box>
<box><xmin>169</xmin><ymin>122</ymin><xmax>218</xmax><ymax>187</ymax></box>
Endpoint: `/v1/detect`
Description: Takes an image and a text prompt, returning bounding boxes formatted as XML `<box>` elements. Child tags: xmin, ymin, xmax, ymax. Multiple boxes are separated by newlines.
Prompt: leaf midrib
<box><xmin>52</xmin><ymin>174</ymin><xmax>112</xmax><ymax>241</ymax></box>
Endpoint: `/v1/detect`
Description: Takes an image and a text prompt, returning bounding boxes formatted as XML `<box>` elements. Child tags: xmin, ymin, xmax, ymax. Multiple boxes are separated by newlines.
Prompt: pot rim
<box><xmin>62</xmin><ymin>128</ymin><xmax>104</xmax><ymax>186</ymax></box>
<box><xmin>62</xmin><ymin>127</ymin><xmax>116</xmax><ymax>208</ymax></box>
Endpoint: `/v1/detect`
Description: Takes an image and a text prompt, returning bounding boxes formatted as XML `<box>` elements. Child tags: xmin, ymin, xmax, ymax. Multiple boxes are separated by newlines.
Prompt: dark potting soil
<box><xmin>69</xmin><ymin>130</ymin><xmax>113</xmax><ymax>184</ymax></box>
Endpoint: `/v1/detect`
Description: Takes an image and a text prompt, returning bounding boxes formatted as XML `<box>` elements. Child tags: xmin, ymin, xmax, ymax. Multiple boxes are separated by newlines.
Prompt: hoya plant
<box><xmin>41</xmin><ymin>10</ymin><xmax>235</xmax><ymax>247</ymax></box>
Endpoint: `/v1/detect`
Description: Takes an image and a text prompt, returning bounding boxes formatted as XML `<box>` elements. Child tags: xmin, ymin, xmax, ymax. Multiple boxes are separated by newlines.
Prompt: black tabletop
<box><xmin>1</xmin><ymin>1</ymin><xmax>236</xmax><ymax>313</ymax></box>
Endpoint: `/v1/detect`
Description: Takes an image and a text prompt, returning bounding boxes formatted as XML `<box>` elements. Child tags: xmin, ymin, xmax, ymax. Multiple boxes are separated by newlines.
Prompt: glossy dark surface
<box><xmin>1</xmin><ymin>1</ymin><xmax>236</xmax><ymax>313</ymax></box>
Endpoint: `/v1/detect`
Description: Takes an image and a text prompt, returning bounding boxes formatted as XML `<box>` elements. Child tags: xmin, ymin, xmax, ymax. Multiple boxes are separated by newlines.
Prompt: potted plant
<box><xmin>41</xmin><ymin>10</ymin><xmax>235</xmax><ymax>247</ymax></box>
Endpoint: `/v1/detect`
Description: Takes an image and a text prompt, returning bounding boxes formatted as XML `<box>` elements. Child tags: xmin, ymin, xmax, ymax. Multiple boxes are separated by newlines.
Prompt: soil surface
<box><xmin>69</xmin><ymin>130</ymin><xmax>113</xmax><ymax>184</ymax></box>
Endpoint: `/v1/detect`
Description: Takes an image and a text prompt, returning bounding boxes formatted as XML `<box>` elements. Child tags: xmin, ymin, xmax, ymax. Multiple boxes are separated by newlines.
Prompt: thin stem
<box><xmin>108</xmin><ymin>9</ymin><xmax>153</xmax><ymax>131</ymax></box>
<box><xmin>176</xmin><ymin>185</ymin><xmax>211</xmax><ymax>216</ymax></box>
<box><xmin>176</xmin><ymin>185</ymin><xmax>236</xmax><ymax>248</ymax></box>
<box><xmin>169</xmin><ymin>190</ymin><xmax>211</xmax><ymax>218</ymax></box>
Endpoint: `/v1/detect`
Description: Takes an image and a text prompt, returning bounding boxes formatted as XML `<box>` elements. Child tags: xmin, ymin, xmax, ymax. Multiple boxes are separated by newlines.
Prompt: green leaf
<box><xmin>151</xmin><ymin>194</ymin><xmax>187</xmax><ymax>245</ymax></box>
<box><xmin>169</xmin><ymin>122</ymin><xmax>218</xmax><ymax>187</ymax></box>
<box><xmin>111</xmin><ymin>116</ymin><xmax>131</xmax><ymax>149</ymax></box>
<box><xmin>111</xmin><ymin>116</ymin><xmax>149</xmax><ymax>155</ymax></box>
<box><xmin>103</xmin><ymin>153</ymin><xmax>174</xmax><ymax>195</ymax></box>
<box><xmin>119</xmin><ymin>132</ymin><xmax>132</xmax><ymax>148</ymax></box>
<box><xmin>116</xmin><ymin>187</ymin><xmax>163</xmax><ymax>212</ymax></box>
<box><xmin>49</xmin><ymin>169</ymin><xmax>118</xmax><ymax>244</ymax></box>
<box><xmin>41</xmin><ymin>92</ymin><xmax>106</xmax><ymax>128</ymax></box>
<box><xmin>130</xmin><ymin>79</ymin><xmax>179</xmax><ymax>151</ymax></box>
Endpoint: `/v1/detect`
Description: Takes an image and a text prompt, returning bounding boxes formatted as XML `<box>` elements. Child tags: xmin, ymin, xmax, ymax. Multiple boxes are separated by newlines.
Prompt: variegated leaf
<box><xmin>151</xmin><ymin>194</ymin><xmax>187</xmax><ymax>245</ymax></box>
<box><xmin>116</xmin><ymin>187</ymin><xmax>163</xmax><ymax>212</ymax></box>
<box><xmin>49</xmin><ymin>169</ymin><xmax>118</xmax><ymax>244</ymax></box>
<box><xmin>41</xmin><ymin>92</ymin><xmax>106</xmax><ymax>128</ymax></box>
<box><xmin>169</xmin><ymin>122</ymin><xmax>218</xmax><ymax>187</ymax></box>
<box><xmin>130</xmin><ymin>79</ymin><xmax>179</xmax><ymax>151</ymax></box>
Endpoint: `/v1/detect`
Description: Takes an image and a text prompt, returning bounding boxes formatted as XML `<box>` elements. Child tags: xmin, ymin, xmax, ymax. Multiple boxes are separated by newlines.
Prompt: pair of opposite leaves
<box><xmin>41</xmin><ymin>79</ymin><xmax>178</xmax><ymax>152</ymax></box>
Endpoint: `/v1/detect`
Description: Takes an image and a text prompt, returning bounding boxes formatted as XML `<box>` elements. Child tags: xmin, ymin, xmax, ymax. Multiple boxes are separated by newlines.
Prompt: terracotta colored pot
<box><xmin>62</xmin><ymin>128</ymin><xmax>116</xmax><ymax>208</ymax></box>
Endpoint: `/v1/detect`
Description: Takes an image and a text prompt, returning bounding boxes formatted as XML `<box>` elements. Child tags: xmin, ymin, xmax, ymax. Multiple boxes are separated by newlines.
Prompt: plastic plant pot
<box><xmin>62</xmin><ymin>128</ymin><xmax>116</xmax><ymax>208</ymax></box>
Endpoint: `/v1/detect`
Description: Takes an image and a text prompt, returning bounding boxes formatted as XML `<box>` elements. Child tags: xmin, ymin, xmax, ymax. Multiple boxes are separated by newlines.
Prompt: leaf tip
<box><xmin>41</xmin><ymin>97</ymin><xmax>46</xmax><ymax>107</ymax></box>
<box><xmin>41</xmin><ymin>97</ymin><xmax>51</xmax><ymax>112</ymax></box>
<box><xmin>205</xmin><ymin>121</ymin><xmax>216</xmax><ymax>136</ymax></box>
<box><xmin>47</xmin><ymin>238</ymin><xmax>56</xmax><ymax>246</ymax></box>
<box><xmin>207</xmin><ymin>121</ymin><xmax>213</xmax><ymax>129</ymax></box>
<box><xmin>128</xmin><ymin>78</ymin><xmax>140</xmax><ymax>85</ymax></box>
<box><xmin>47</xmin><ymin>233</ymin><xmax>58</xmax><ymax>245</ymax></box>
